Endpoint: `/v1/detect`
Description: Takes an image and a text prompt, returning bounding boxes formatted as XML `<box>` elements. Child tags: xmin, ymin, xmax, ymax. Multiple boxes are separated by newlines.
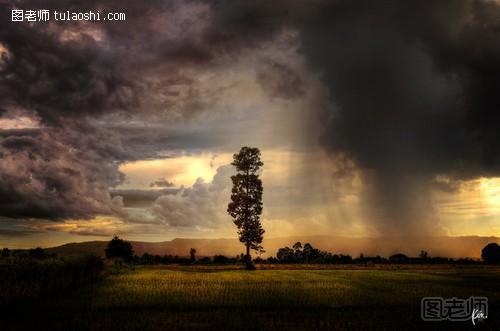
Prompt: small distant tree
<box><xmin>302</xmin><ymin>243</ymin><xmax>314</xmax><ymax>261</ymax></box>
<box><xmin>419</xmin><ymin>250</ymin><xmax>429</xmax><ymax>260</ymax></box>
<box><xmin>277</xmin><ymin>247</ymin><xmax>294</xmax><ymax>263</ymax></box>
<box><xmin>1</xmin><ymin>248</ymin><xmax>9</xmax><ymax>258</ymax></box>
<box><xmin>213</xmin><ymin>255</ymin><xmax>230</xmax><ymax>264</ymax></box>
<box><xmin>228</xmin><ymin>147</ymin><xmax>265</xmax><ymax>270</ymax></box>
<box><xmin>105</xmin><ymin>236</ymin><xmax>134</xmax><ymax>262</ymax></box>
<box><xmin>190</xmin><ymin>248</ymin><xmax>197</xmax><ymax>262</ymax></box>
<box><xmin>29</xmin><ymin>247</ymin><xmax>47</xmax><ymax>259</ymax></box>
<box><xmin>481</xmin><ymin>243</ymin><xmax>500</xmax><ymax>264</ymax></box>
<box><xmin>293</xmin><ymin>242</ymin><xmax>302</xmax><ymax>260</ymax></box>
<box><xmin>389</xmin><ymin>253</ymin><xmax>409</xmax><ymax>263</ymax></box>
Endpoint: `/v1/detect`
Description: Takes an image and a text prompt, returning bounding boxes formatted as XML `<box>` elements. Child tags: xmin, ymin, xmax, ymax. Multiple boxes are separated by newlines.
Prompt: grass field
<box><xmin>2</xmin><ymin>264</ymin><xmax>500</xmax><ymax>330</ymax></box>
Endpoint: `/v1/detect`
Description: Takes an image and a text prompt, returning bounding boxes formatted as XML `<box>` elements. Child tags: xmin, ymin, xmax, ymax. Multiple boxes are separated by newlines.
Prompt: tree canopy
<box><xmin>105</xmin><ymin>236</ymin><xmax>134</xmax><ymax>262</ymax></box>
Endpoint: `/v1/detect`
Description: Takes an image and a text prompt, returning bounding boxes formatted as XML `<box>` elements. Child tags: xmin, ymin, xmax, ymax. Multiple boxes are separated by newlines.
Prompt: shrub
<box><xmin>105</xmin><ymin>236</ymin><xmax>134</xmax><ymax>262</ymax></box>
<box><xmin>0</xmin><ymin>254</ymin><xmax>104</xmax><ymax>305</ymax></box>
<box><xmin>481</xmin><ymin>243</ymin><xmax>500</xmax><ymax>264</ymax></box>
<box><xmin>389</xmin><ymin>253</ymin><xmax>409</xmax><ymax>263</ymax></box>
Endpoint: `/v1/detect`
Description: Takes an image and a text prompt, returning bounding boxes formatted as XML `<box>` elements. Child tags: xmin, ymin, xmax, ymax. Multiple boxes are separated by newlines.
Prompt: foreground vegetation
<box><xmin>94</xmin><ymin>265</ymin><xmax>500</xmax><ymax>309</ymax></box>
<box><xmin>2</xmin><ymin>264</ymin><xmax>499</xmax><ymax>330</ymax></box>
<box><xmin>0</xmin><ymin>254</ymin><xmax>103</xmax><ymax>305</ymax></box>
<box><xmin>2</xmin><ymin>239</ymin><xmax>499</xmax><ymax>329</ymax></box>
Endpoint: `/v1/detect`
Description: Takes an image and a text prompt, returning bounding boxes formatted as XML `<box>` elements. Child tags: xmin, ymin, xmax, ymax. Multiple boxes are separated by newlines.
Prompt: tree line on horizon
<box><xmin>89</xmin><ymin>236</ymin><xmax>498</xmax><ymax>265</ymax></box>
<box><xmin>3</xmin><ymin>237</ymin><xmax>500</xmax><ymax>265</ymax></box>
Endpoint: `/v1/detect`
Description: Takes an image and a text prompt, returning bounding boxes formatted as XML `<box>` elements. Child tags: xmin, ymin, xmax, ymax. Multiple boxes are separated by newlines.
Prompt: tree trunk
<box><xmin>245</xmin><ymin>244</ymin><xmax>255</xmax><ymax>270</ymax></box>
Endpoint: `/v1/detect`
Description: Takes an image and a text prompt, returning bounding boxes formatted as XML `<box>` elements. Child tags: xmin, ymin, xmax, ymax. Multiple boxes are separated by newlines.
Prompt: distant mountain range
<box><xmin>45</xmin><ymin>235</ymin><xmax>499</xmax><ymax>259</ymax></box>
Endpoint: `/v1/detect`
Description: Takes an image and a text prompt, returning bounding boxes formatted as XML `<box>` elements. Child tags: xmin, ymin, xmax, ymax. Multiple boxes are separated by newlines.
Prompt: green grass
<box><xmin>94</xmin><ymin>266</ymin><xmax>498</xmax><ymax>309</ymax></box>
<box><xmin>3</xmin><ymin>265</ymin><xmax>500</xmax><ymax>330</ymax></box>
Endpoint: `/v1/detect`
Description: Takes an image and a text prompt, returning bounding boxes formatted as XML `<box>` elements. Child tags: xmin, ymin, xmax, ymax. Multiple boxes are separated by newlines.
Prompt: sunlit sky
<box><xmin>2</xmin><ymin>0</ymin><xmax>500</xmax><ymax>249</ymax></box>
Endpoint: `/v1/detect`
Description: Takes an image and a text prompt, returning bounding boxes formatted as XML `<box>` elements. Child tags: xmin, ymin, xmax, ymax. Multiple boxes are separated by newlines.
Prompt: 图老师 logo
<box><xmin>421</xmin><ymin>296</ymin><xmax>488</xmax><ymax>325</ymax></box>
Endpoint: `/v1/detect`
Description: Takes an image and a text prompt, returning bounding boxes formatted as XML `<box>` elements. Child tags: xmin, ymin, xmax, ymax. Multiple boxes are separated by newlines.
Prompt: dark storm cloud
<box><xmin>2</xmin><ymin>135</ymin><xmax>39</xmax><ymax>151</ymax></box>
<box><xmin>0</xmin><ymin>12</ymin><xmax>132</xmax><ymax>124</ymax></box>
<box><xmin>0</xmin><ymin>125</ymin><xmax>124</xmax><ymax>219</ymax></box>
<box><xmin>150</xmin><ymin>178</ymin><xmax>175</xmax><ymax>188</ymax></box>
<box><xmin>0</xmin><ymin>0</ymin><xmax>220</xmax><ymax>220</ymax></box>
<box><xmin>111</xmin><ymin>189</ymin><xmax>178</xmax><ymax>208</ymax></box>
<box><xmin>110</xmin><ymin>123</ymin><xmax>225</xmax><ymax>157</ymax></box>
<box><xmin>204</xmin><ymin>0</ymin><xmax>500</xmax><ymax>234</ymax></box>
<box><xmin>0</xmin><ymin>128</ymin><xmax>39</xmax><ymax>138</ymax></box>
<box><xmin>0</xmin><ymin>0</ymin><xmax>217</xmax><ymax>125</ymax></box>
<box><xmin>256</xmin><ymin>60</ymin><xmax>305</xmax><ymax>99</ymax></box>
<box><xmin>0</xmin><ymin>228</ymin><xmax>40</xmax><ymax>237</ymax></box>
<box><xmin>297</xmin><ymin>0</ymin><xmax>500</xmax><ymax>234</ymax></box>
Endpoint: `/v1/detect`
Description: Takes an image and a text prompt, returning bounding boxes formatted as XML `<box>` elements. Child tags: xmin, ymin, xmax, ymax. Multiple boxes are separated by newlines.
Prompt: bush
<box><xmin>213</xmin><ymin>255</ymin><xmax>229</xmax><ymax>264</ymax></box>
<box><xmin>389</xmin><ymin>253</ymin><xmax>409</xmax><ymax>263</ymax></box>
<box><xmin>482</xmin><ymin>243</ymin><xmax>500</xmax><ymax>264</ymax></box>
<box><xmin>0</xmin><ymin>254</ymin><xmax>104</xmax><ymax>305</ymax></box>
<box><xmin>276</xmin><ymin>242</ymin><xmax>352</xmax><ymax>264</ymax></box>
<box><xmin>105</xmin><ymin>236</ymin><xmax>134</xmax><ymax>262</ymax></box>
<box><xmin>197</xmin><ymin>257</ymin><xmax>212</xmax><ymax>264</ymax></box>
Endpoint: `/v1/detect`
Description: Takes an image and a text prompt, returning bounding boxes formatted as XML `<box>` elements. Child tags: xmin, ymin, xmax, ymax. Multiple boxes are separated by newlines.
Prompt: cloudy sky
<box><xmin>1</xmin><ymin>0</ymin><xmax>500</xmax><ymax>248</ymax></box>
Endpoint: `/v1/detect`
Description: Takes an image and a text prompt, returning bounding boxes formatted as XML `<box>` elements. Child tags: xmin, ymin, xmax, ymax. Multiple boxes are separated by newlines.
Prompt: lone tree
<box><xmin>227</xmin><ymin>146</ymin><xmax>265</xmax><ymax>269</ymax></box>
<box><xmin>105</xmin><ymin>236</ymin><xmax>134</xmax><ymax>262</ymax></box>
